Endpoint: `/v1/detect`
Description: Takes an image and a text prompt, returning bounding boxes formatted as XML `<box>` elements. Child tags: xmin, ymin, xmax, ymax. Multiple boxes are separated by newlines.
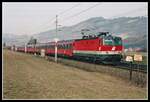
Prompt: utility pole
<box><xmin>56</xmin><ymin>15</ymin><xmax>58</xmax><ymax>39</ymax></box>
<box><xmin>25</xmin><ymin>43</ymin><xmax>27</xmax><ymax>53</ymax></box>
<box><xmin>55</xmin><ymin>15</ymin><xmax>58</xmax><ymax>62</ymax></box>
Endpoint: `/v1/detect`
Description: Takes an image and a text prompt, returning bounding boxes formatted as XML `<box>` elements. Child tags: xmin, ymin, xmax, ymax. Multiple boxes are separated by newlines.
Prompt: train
<box><xmin>16</xmin><ymin>32</ymin><xmax>123</xmax><ymax>64</ymax></box>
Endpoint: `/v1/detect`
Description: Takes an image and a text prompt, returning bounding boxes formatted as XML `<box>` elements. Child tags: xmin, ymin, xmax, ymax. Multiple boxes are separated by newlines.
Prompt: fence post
<box><xmin>137</xmin><ymin>62</ymin><xmax>140</xmax><ymax>85</ymax></box>
<box><xmin>129</xmin><ymin>62</ymin><xmax>132</xmax><ymax>80</ymax></box>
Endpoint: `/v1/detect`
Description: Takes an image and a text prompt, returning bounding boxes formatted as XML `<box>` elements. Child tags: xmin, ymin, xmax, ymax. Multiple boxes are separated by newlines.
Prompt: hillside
<box><xmin>2</xmin><ymin>33</ymin><xmax>31</xmax><ymax>46</ymax></box>
<box><xmin>3</xmin><ymin>16</ymin><xmax>147</xmax><ymax>50</ymax></box>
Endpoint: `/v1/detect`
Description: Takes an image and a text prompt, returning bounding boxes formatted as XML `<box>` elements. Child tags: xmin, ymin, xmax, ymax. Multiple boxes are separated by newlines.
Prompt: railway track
<box><xmin>115</xmin><ymin>61</ymin><xmax>147</xmax><ymax>73</ymax></box>
<box><xmin>85</xmin><ymin>60</ymin><xmax>147</xmax><ymax>73</ymax></box>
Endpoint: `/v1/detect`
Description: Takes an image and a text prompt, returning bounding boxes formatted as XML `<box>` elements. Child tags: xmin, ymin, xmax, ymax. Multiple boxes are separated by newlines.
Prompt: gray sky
<box><xmin>2</xmin><ymin>2</ymin><xmax>148</xmax><ymax>35</ymax></box>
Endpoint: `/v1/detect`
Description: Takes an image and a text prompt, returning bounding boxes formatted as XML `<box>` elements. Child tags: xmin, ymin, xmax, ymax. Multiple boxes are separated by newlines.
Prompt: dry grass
<box><xmin>3</xmin><ymin>50</ymin><xmax>147</xmax><ymax>99</ymax></box>
<box><xmin>49</xmin><ymin>56</ymin><xmax>147</xmax><ymax>87</ymax></box>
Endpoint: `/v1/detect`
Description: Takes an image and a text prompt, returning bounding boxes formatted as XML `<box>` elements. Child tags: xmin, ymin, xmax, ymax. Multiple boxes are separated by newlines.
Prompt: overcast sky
<box><xmin>2</xmin><ymin>2</ymin><xmax>148</xmax><ymax>35</ymax></box>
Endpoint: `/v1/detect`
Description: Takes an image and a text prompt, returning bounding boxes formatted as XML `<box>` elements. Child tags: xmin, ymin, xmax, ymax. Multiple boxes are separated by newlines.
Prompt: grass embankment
<box><xmin>3</xmin><ymin>50</ymin><xmax>147</xmax><ymax>99</ymax></box>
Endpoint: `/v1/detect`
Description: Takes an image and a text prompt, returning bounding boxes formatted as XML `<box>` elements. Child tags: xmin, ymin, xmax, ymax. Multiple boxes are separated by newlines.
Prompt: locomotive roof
<box><xmin>75</xmin><ymin>37</ymin><xmax>99</xmax><ymax>41</ymax></box>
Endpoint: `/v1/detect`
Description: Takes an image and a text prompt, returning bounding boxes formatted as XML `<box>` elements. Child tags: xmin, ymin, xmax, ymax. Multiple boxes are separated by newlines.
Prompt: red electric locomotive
<box><xmin>73</xmin><ymin>32</ymin><xmax>123</xmax><ymax>63</ymax></box>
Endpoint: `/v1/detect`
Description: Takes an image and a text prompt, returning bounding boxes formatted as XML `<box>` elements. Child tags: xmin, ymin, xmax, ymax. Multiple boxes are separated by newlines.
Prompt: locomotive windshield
<box><xmin>103</xmin><ymin>35</ymin><xmax>122</xmax><ymax>46</ymax></box>
<box><xmin>114</xmin><ymin>37</ymin><xmax>122</xmax><ymax>45</ymax></box>
<box><xmin>104</xmin><ymin>39</ymin><xmax>113</xmax><ymax>45</ymax></box>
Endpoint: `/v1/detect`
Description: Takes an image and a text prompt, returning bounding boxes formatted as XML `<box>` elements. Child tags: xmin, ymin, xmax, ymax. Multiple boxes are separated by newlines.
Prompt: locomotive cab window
<box><xmin>103</xmin><ymin>35</ymin><xmax>114</xmax><ymax>45</ymax></box>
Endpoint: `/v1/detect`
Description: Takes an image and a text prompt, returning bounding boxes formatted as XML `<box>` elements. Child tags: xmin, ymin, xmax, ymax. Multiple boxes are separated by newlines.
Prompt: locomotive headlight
<box><xmin>99</xmin><ymin>47</ymin><xmax>101</xmax><ymax>50</ymax></box>
<box><xmin>112</xmin><ymin>46</ymin><xmax>116</xmax><ymax>51</ymax></box>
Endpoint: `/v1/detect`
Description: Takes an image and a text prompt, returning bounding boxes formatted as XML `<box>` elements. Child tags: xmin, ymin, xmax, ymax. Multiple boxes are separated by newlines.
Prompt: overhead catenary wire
<box><xmin>34</xmin><ymin>3</ymin><xmax>82</xmax><ymax>33</ymax></box>
<box><xmin>59</xmin><ymin>3</ymin><xmax>102</xmax><ymax>23</ymax></box>
<box><xmin>57</xmin><ymin>3</ymin><xmax>102</xmax><ymax>38</ymax></box>
<box><xmin>58</xmin><ymin>3</ymin><xmax>82</xmax><ymax>16</ymax></box>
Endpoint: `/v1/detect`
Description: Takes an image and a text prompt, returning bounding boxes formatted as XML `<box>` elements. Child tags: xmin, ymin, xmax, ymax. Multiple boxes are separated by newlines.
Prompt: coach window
<box><xmin>70</xmin><ymin>44</ymin><xmax>72</xmax><ymax>49</ymax></box>
<box><xmin>64</xmin><ymin>44</ymin><xmax>66</xmax><ymax>49</ymax></box>
<box><xmin>68</xmin><ymin>44</ymin><xmax>69</xmax><ymax>49</ymax></box>
<box><xmin>67</xmin><ymin>44</ymin><xmax>69</xmax><ymax>49</ymax></box>
<box><xmin>50</xmin><ymin>45</ymin><xmax>52</xmax><ymax>49</ymax></box>
<box><xmin>66</xmin><ymin>44</ymin><xmax>68</xmax><ymax>49</ymax></box>
<box><xmin>63</xmin><ymin>44</ymin><xmax>65</xmax><ymax>49</ymax></box>
<box><xmin>65</xmin><ymin>44</ymin><xmax>67</xmax><ymax>49</ymax></box>
<box><xmin>53</xmin><ymin>45</ymin><xmax>55</xmax><ymax>49</ymax></box>
<box><xmin>68</xmin><ymin>44</ymin><xmax>70</xmax><ymax>49</ymax></box>
<box><xmin>62</xmin><ymin>44</ymin><xmax>64</xmax><ymax>49</ymax></box>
